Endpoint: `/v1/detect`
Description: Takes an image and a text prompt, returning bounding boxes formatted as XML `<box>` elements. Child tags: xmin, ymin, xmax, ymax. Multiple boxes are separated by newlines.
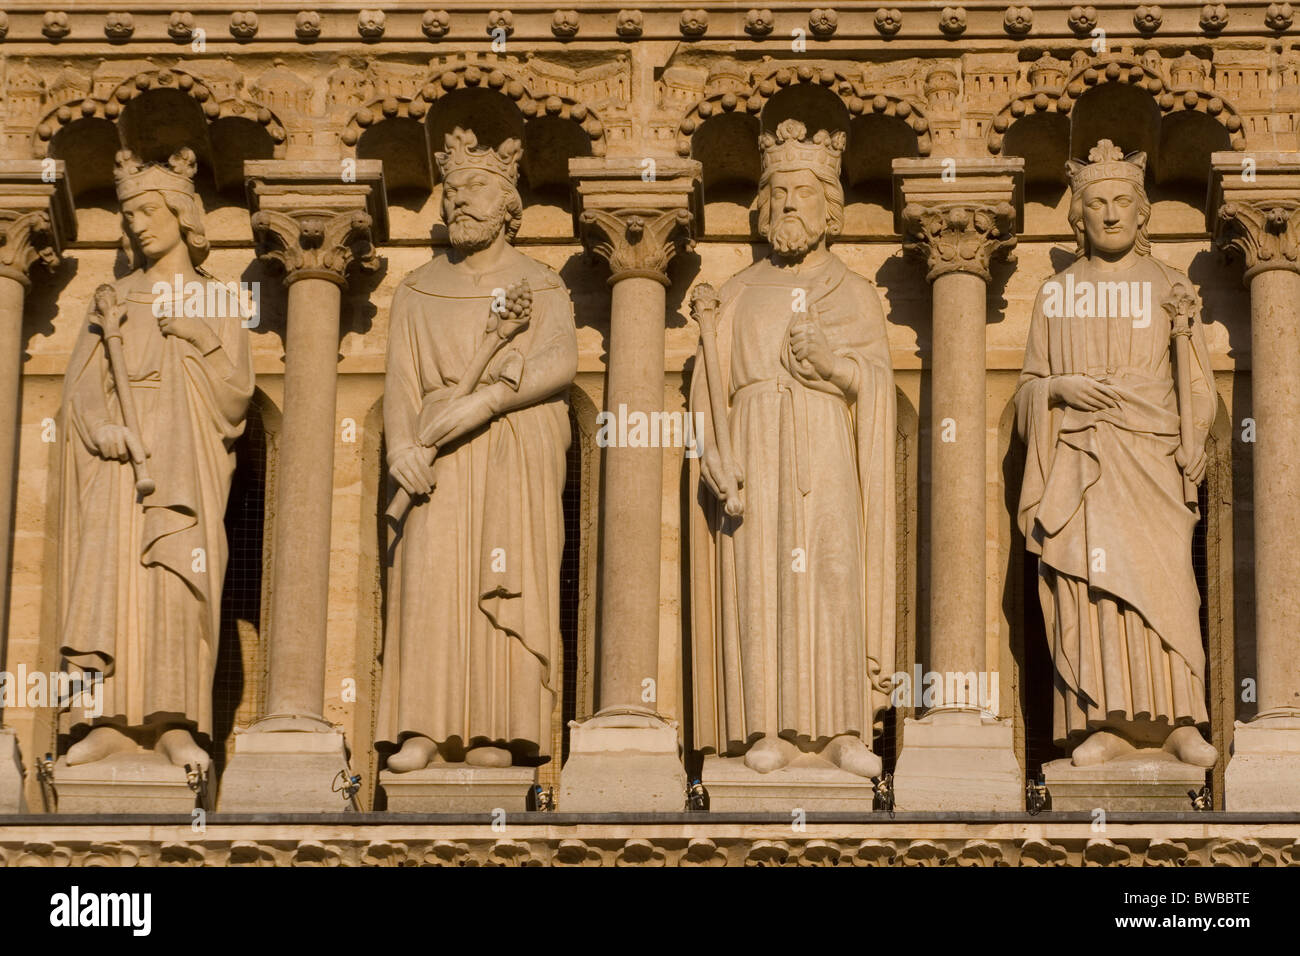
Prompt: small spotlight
<box><xmin>872</xmin><ymin>772</ymin><xmax>895</xmax><ymax>814</ymax></box>
<box><xmin>1026</xmin><ymin>777</ymin><xmax>1051</xmax><ymax>815</ymax></box>
<box><xmin>686</xmin><ymin>779</ymin><xmax>709</xmax><ymax>812</ymax></box>
<box><xmin>1188</xmin><ymin>785</ymin><xmax>1213</xmax><ymax>811</ymax></box>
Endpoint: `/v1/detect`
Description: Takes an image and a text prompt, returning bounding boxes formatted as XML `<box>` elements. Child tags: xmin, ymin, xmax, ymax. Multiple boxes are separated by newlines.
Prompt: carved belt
<box><xmin>732</xmin><ymin>375</ymin><xmax>812</xmax><ymax>496</ymax></box>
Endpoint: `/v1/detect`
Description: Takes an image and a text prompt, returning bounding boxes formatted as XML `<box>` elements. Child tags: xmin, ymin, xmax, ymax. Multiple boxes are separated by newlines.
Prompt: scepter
<box><xmin>1164</xmin><ymin>284</ymin><xmax>1200</xmax><ymax>510</ymax></box>
<box><xmin>689</xmin><ymin>283</ymin><xmax>743</xmax><ymax>517</ymax></box>
<box><xmin>92</xmin><ymin>284</ymin><xmax>155</xmax><ymax>497</ymax></box>
<box><xmin>385</xmin><ymin>279</ymin><xmax>532</xmax><ymax>525</ymax></box>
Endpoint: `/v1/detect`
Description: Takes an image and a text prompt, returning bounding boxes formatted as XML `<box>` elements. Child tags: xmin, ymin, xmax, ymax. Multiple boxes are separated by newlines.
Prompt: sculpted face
<box><xmin>443</xmin><ymin>168</ymin><xmax>508</xmax><ymax>251</ymax></box>
<box><xmin>122</xmin><ymin>191</ymin><xmax>183</xmax><ymax>263</ymax></box>
<box><xmin>765</xmin><ymin>168</ymin><xmax>826</xmax><ymax>259</ymax></box>
<box><xmin>1079</xmin><ymin>179</ymin><xmax>1146</xmax><ymax>258</ymax></box>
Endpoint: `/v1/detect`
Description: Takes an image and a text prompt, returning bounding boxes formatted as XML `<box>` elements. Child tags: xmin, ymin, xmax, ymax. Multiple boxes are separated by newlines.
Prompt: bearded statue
<box><xmin>688</xmin><ymin>120</ymin><xmax>897</xmax><ymax>785</ymax></box>
<box><xmin>377</xmin><ymin>129</ymin><xmax>578</xmax><ymax>782</ymax></box>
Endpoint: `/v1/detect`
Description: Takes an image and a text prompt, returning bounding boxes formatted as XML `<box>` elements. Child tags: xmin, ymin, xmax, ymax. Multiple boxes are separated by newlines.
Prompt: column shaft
<box><xmin>266</xmin><ymin>277</ymin><xmax>341</xmax><ymax>721</ymax></box>
<box><xmin>0</xmin><ymin>274</ymin><xmax>25</xmax><ymax>674</ymax></box>
<box><xmin>1248</xmin><ymin>268</ymin><xmax>1300</xmax><ymax>714</ymax></box>
<box><xmin>598</xmin><ymin>275</ymin><xmax>666</xmax><ymax>713</ymax></box>
<box><xmin>928</xmin><ymin>269</ymin><xmax>987</xmax><ymax>683</ymax></box>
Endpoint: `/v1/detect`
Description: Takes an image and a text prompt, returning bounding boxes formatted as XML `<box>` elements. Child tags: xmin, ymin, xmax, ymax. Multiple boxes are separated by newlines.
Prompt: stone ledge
<box><xmin>0</xmin><ymin>819</ymin><xmax>1296</xmax><ymax>866</ymax></box>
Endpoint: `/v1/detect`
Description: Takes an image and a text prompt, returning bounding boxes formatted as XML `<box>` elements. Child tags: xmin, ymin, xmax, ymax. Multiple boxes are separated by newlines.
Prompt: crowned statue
<box><xmin>1015</xmin><ymin>140</ymin><xmax>1218</xmax><ymax>769</ymax></box>
<box><xmin>688</xmin><ymin>119</ymin><xmax>897</xmax><ymax>779</ymax></box>
<box><xmin>377</xmin><ymin>128</ymin><xmax>578</xmax><ymax>773</ymax></box>
<box><xmin>58</xmin><ymin>148</ymin><xmax>255</xmax><ymax>771</ymax></box>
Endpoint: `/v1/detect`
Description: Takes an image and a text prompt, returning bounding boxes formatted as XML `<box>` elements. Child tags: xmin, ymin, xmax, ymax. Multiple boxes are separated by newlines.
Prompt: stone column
<box><xmin>0</xmin><ymin>161</ymin><xmax>74</xmax><ymax>814</ymax></box>
<box><xmin>1210</xmin><ymin>154</ymin><xmax>1300</xmax><ymax>810</ymax></box>
<box><xmin>558</xmin><ymin>157</ymin><xmax>701</xmax><ymax>811</ymax></box>
<box><xmin>891</xmin><ymin>158</ymin><xmax>1024</xmax><ymax>811</ymax></box>
<box><xmin>218</xmin><ymin>161</ymin><xmax>386</xmax><ymax>812</ymax></box>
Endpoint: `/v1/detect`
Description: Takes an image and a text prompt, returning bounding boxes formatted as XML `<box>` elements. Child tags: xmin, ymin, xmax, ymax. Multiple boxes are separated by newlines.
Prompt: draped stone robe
<box><xmin>58</xmin><ymin>274</ymin><xmax>254</xmax><ymax>742</ymax></box>
<box><xmin>377</xmin><ymin>249</ymin><xmax>576</xmax><ymax>762</ymax></box>
<box><xmin>689</xmin><ymin>255</ymin><xmax>896</xmax><ymax>756</ymax></box>
<box><xmin>1014</xmin><ymin>256</ymin><xmax>1216</xmax><ymax>747</ymax></box>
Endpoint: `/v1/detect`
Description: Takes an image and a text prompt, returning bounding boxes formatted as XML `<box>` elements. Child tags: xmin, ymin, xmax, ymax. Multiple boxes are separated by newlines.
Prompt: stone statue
<box><xmin>688</xmin><ymin>119</ymin><xmax>897</xmax><ymax>778</ymax></box>
<box><xmin>378</xmin><ymin>128</ymin><xmax>577</xmax><ymax>772</ymax></box>
<box><xmin>1015</xmin><ymin>140</ymin><xmax>1218</xmax><ymax>769</ymax></box>
<box><xmin>58</xmin><ymin>148</ymin><xmax>254</xmax><ymax>770</ymax></box>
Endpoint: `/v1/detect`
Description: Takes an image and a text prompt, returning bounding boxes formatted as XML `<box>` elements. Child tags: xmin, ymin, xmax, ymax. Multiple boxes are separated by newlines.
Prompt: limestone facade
<box><xmin>0</xmin><ymin>1</ymin><xmax>1298</xmax><ymax>861</ymax></box>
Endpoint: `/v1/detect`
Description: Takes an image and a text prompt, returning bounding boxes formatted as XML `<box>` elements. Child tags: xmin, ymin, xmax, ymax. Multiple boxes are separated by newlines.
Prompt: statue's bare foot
<box><xmin>1071</xmin><ymin>730</ymin><xmax>1135</xmax><ymax>767</ymax></box>
<box><xmin>386</xmin><ymin>736</ymin><xmax>438</xmax><ymax>773</ymax></box>
<box><xmin>822</xmin><ymin>734</ymin><xmax>882</xmax><ymax>778</ymax></box>
<box><xmin>65</xmin><ymin>725</ymin><xmax>136</xmax><ymax>766</ymax></box>
<box><xmin>157</xmin><ymin>728</ymin><xmax>210</xmax><ymax>772</ymax></box>
<box><xmin>744</xmin><ymin>736</ymin><xmax>797</xmax><ymax>773</ymax></box>
<box><xmin>465</xmin><ymin>745</ymin><xmax>512</xmax><ymax>768</ymax></box>
<box><xmin>1163</xmin><ymin>726</ymin><xmax>1217</xmax><ymax>768</ymax></box>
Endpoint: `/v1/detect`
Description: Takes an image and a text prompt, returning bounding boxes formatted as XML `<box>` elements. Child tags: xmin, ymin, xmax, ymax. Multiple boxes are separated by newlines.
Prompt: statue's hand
<box><xmin>788</xmin><ymin>311</ymin><xmax>835</xmax><ymax>380</ymax></box>
<box><xmin>89</xmin><ymin>284</ymin><xmax>126</xmax><ymax>334</ymax></box>
<box><xmin>390</xmin><ymin>446</ymin><xmax>435</xmax><ymax>497</ymax></box>
<box><xmin>157</xmin><ymin>314</ymin><xmax>219</xmax><ymax>352</ymax></box>
<box><xmin>1176</xmin><ymin>443</ymin><xmax>1208</xmax><ymax>485</ymax></box>
<box><xmin>699</xmin><ymin>446</ymin><xmax>744</xmax><ymax>513</ymax></box>
<box><xmin>91</xmin><ymin>423</ymin><xmax>148</xmax><ymax>464</ymax></box>
<box><xmin>1049</xmin><ymin>374</ymin><xmax>1123</xmax><ymax>412</ymax></box>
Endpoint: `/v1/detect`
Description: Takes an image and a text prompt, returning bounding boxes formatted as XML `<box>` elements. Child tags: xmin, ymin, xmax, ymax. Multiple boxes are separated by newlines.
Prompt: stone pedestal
<box><xmin>558</xmin><ymin>713</ymin><xmax>686</xmax><ymax>812</ymax></box>
<box><xmin>53</xmin><ymin>752</ymin><xmax>196</xmax><ymax>814</ymax></box>
<box><xmin>0</xmin><ymin>727</ymin><xmax>25</xmax><ymax>813</ymax></box>
<box><xmin>701</xmin><ymin>754</ymin><xmax>874</xmax><ymax>813</ymax></box>
<box><xmin>1224</xmin><ymin>715</ymin><xmax>1300</xmax><ymax>811</ymax></box>
<box><xmin>1044</xmin><ymin>752</ymin><xmax>1207</xmax><ymax>812</ymax></box>
<box><xmin>380</xmin><ymin>765</ymin><xmax>536</xmax><ymax>813</ymax></box>
<box><xmin>893</xmin><ymin>710</ymin><xmax>1022</xmax><ymax>811</ymax></box>
<box><xmin>216</xmin><ymin>726</ymin><xmax>352</xmax><ymax>813</ymax></box>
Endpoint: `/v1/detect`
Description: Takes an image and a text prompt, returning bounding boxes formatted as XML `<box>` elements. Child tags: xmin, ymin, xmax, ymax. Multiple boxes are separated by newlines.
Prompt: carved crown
<box><xmin>1066</xmin><ymin>139</ymin><xmax>1147</xmax><ymax>193</ymax></box>
<box><xmin>760</xmin><ymin>119</ymin><xmax>845</xmax><ymax>179</ymax></box>
<box><xmin>114</xmin><ymin>148</ymin><xmax>199</xmax><ymax>202</ymax></box>
<box><xmin>435</xmin><ymin>127</ymin><xmax>522</xmax><ymax>186</ymax></box>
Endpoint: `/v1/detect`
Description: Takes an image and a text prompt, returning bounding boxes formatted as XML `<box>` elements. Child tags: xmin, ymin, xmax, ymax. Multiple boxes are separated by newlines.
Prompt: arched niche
<box><xmin>1156</xmin><ymin>110</ymin><xmax>1232</xmax><ymax>189</ymax></box>
<box><xmin>342</xmin><ymin>61</ymin><xmax>603</xmax><ymax>234</ymax></box>
<box><xmin>679</xmin><ymin>66</ymin><xmax>929</xmax><ymax>238</ymax></box>
<box><xmin>1069</xmin><ymin>82</ymin><xmax>1163</xmax><ymax>166</ymax></box>
<box><xmin>1002</xmin><ymin>112</ymin><xmax>1071</xmax><ymax>189</ymax></box>
<box><xmin>36</xmin><ymin>67</ymin><xmax>284</xmax><ymax>202</ymax></box>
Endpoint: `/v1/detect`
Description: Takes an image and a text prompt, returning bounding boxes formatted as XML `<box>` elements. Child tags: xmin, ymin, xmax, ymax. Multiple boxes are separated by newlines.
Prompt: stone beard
<box><xmin>378</xmin><ymin>131</ymin><xmax>578</xmax><ymax>770</ymax></box>
<box><xmin>689</xmin><ymin>120</ymin><xmax>896</xmax><ymax>777</ymax></box>
<box><xmin>1014</xmin><ymin>140</ymin><xmax>1218</xmax><ymax>768</ymax></box>
<box><xmin>57</xmin><ymin>150</ymin><xmax>255</xmax><ymax>768</ymax></box>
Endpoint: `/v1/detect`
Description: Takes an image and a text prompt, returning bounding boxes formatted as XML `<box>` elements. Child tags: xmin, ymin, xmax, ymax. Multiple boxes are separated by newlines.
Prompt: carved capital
<box><xmin>577</xmin><ymin>207</ymin><xmax>693</xmax><ymax>286</ymax></box>
<box><xmin>0</xmin><ymin>160</ymin><xmax>76</xmax><ymax>288</ymax></box>
<box><xmin>1215</xmin><ymin>201</ymin><xmax>1300</xmax><ymax>282</ymax></box>
<box><xmin>244</xmin><ymin>159</ymin><xmax>388</xmax><ymax>287</ymax></box>
<box><xmin>570</xmin><ymin>157</ymin><xmax>703</xmax><ymax>286</ymax></box>
<box><xmin>0</xmin><ymin>211</ymin><xmax>58</xmax><ymax>286</ymax></box>
<box><xmin>1210</xmin><ymin>152</ymin><xmax>1300</xmax><ymax>284</ymax></box>
<box><xmin>251</xmin><ymin>207</ymin><xmax>378</xmax><ymax>285</ymax></box>
<box><xmin>900</xmin><ymin>200</ymin><xmax>1017</xmax><ymax>283</ymax></box>
<box><xmin>893</xmin><ymin>157</ymin><xmax>1023</xmax><ymax>285</ymax></box>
